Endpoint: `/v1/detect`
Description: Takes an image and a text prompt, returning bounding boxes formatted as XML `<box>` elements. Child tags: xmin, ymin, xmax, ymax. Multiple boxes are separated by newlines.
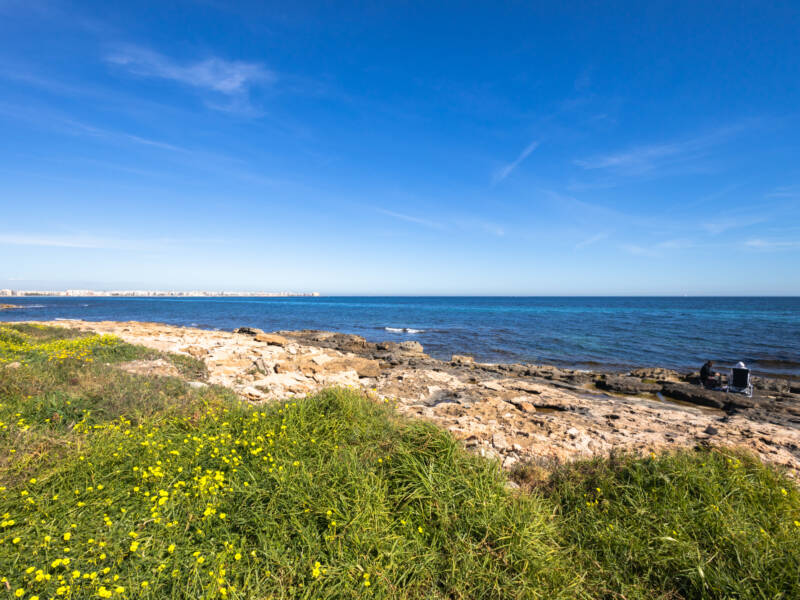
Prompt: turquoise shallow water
<box><xmin>3</xmin><ymin>296</ymin><xmax>799</xmax><ymax>377</ymax></box>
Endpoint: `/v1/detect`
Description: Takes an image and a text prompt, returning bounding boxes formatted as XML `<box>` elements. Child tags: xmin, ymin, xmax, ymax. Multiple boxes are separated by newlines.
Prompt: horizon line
<box><xmin>3</xmin><ymin>293</ymin><xmax>800</xmax><ymax>299</ymax></box>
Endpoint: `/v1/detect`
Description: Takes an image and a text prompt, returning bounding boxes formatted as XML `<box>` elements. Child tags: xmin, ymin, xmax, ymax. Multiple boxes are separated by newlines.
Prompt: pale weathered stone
<box><xmin>254</xmin><ymin>333</ymin><xmax>288</xmax><ymax>347</ymax></box>
<box><xmin>29</xmin><ymin>318</ymin><xmax>800</xmax><ymax>479</ymax></box>
<box><xmin>242</xmin><ymin>386</ymin><xmax>267</xmax><ymax>399</ymax></box>
<box><xmin>452</xmin><ymin>354</ymin><xmax>475</xmax><ymax>365</ymax></box>
<box><xmin>181</xmin><ymin>346</ymin><xmax>208</xmax><ymax>358</ymax></box>
<box><xmin>481</xmin><ymin>380</ymin><xmax>505</xmax><ymax>391</ymax></box>
<box><xmin>492</xmin><ymin>432</ymin><xmax>510</xmax><ymax>450</ymax></box>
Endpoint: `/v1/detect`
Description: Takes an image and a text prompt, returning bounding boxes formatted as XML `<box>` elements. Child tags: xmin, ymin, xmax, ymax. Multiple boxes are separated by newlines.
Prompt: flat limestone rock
<box><xmin>313</xmin><ymin>369</ymin><xmax>360</xmax><ymax>387</ymax></box>
<box><xmin>30</xmin><ymin>319</ymin><xmax>800</xmax><ymax>479</ymax></box>
<box><xmin>504</xmin><ymin>380</ymin><xmax>544</xmax><ymax>394</ymax></box>
<box><xmin>660</xmin><ymin>382</ymin><xmax>741</xmax><ymax>410</ymax></box>
<box><xmin>596</xmin><ymin>374</ymin><xmax>661</xmax><ymax>395</ymax></box>
<box><xmin>326</xmin><ymin>357</ymin><xmax>381</xmax><ymax>378</ymax></box>
<box><xmin>254</xmin><ymin>333</ymin><xmax>289</xmax><ymax>347</ymax></box>
<box><xmin>481</xmin><ymin>380</ymin><xmax>505</xmax><ymax>392</ymax></box>
<box><xmin>180</xmin><ymin>345</ymin><xmax>208</xmax><ymax>358</ymax></box>
<box><xmin>505</xmin><ymin>396</ymin><xmax>537</xmax><ymax>413</ymax></box>
<box><xmin>276</xmin><ymin>355</ymin><xmax>381</xmax><ymax>378</ymax></box>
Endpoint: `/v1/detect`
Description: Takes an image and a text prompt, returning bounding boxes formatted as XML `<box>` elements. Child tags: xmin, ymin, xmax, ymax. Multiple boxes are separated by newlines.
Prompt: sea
<box><xmin>3</xmin><ymin>296</ymin><xmax>799</xmax><ymax>378</ymax></box>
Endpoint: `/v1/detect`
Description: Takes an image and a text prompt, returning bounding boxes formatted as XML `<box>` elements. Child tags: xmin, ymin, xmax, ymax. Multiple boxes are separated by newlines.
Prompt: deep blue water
<box><xmin>3</xmin><ymin>296</ymin><xmax>799</xmax><ymax>377</ymax></box>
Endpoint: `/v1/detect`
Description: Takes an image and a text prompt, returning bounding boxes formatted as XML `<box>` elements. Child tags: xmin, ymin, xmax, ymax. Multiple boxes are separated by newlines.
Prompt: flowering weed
<box><xmin>1</xmin><ymin>324</ymin><xmax>798</xmax><ymax>599</ymax></box>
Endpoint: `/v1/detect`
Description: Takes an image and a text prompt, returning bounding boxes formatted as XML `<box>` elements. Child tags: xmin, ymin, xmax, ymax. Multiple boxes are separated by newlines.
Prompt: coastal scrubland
<box><xmin>0</xmin><ymin>323</ymin><xmax>798</xmax><ymax>599</ymax></box>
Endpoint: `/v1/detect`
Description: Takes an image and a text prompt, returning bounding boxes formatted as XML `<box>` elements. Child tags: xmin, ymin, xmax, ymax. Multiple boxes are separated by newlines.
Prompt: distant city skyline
<box><xmin>0</xmin><ymin>289</ymin><xmax>319</xmax><ymax>297</ymax></box>
<box><xmin>1</xmin><ymin>290</ymin><xmax>798</xmax><ymax>298</ymax></box>
<box><xmin>1</xmin><ymin>1</ymin><xmax>799</xmax><ymax>295</ymax></box>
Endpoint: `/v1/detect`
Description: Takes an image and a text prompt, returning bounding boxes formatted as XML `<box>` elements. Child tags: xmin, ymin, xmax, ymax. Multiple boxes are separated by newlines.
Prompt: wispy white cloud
<box><xmin>619</xmin><ymin>238</ymin><xmax>695</xmax><ymax>257</ymax></box>
<box><xmin>702</xmin><ymin>215</ymin><xmax>767</xmax><ymax>235</ymax></box>
<box><xmin>691</xmin><ymin>182</ymin><xmax>745</xmax><ymax>206</ymax></box>
<box><xmin>455</xmin><ymin>219</ymin><xmax>505</xmax><ymax>237</ymax></box>
<box><xmin>493</xmin><ymin>140</ymin><xmax>539</xmax><ymax>183</ymax></box>
<box><xmin>63</xmin><ymin>118</ymin><xmax>186</xmax><ymax>152</ymax></box>
<box><xmin>656</xmin><ymin>238</ymin><xmax>694</xmax><ymax>249</ymax></box>
<box><xmin>766</xmin><ymin>185</ymin><xmax>800</xmax><ymax>198</ymax></box>
<box><xmin>619</xmin><ymin>243</ymin><xmax>657</xmax><ymax>257</ymax></box>
<box><xmin>745</xmin><ymin>238</ymin><xmax>800</xmax><ymax>250</ymax></box>
<box><xmin>565</xmin><ymin>178</ymin><xmax>619</xmax><ymax>192</ymax></box>
<box><xmin>376</xmin><ymin>209</ymin><xmax>506</xmax><ymax>236</ymax></box>
<box><xmin>0</xmin><ymin>100</ymin><xmax>296</xmax><ymax>187</ymax></box>
<box><xmin>577</xmin><ymin>141</ymin><xmax>690</xmax><ymax>173</ymax></box>
<box><xmin>574</xmin><ymin>232</ymin><xmax>608</xmax><ymax>250</ymax></box>
<box><xmin>475</xmin><ymin>221</ymin><xmax>505</xmax><ymax>237</ymax></box>
<box><xmin>575</xmin><ymin>123</ymin><xmax>751</xmax><ymax>176</ymax></box>
<box><xmin>376</xmin><ymin>209</ymin><xmax>443</xmax><ymax>229</ymax></box>
<box><xmin>106</xmin><ymin>45</ymin><xmax>273</xmax><ymax>113</ymax></box>
<box><xmin>107</xmin><ymin>45</ymin><xmax>273</xmax><ymax>93</ymax></box>
<box><xmin>539</xmin><ymin>188</ymin><xmax>658</xmax><ymax>229</ymax></box>
<box><xmin>0</xmin><ymin>102</ymin><xmax>187</xmax><ymax>153</ymax></box>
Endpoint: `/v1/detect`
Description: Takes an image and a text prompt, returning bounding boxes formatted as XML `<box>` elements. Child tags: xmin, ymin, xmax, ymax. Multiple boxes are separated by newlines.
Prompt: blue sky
<box><xmin>1</xmin><ymin>1</ymin><xmax>799</xmax><ymax>295</ymax></box>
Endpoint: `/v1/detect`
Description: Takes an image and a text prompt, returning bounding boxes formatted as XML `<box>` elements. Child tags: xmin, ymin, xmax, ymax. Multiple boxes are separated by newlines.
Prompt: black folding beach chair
<box><xmin>728</xmin><ymin>367</ymin><xmax>753</xmax><ymax>397</ymax></box>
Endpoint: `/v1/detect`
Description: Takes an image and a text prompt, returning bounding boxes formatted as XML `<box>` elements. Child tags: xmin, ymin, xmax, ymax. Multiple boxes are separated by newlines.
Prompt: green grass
<box><xmin>0</xmin><ymin>323</ymin><xmax>798</xmax><ymax>599</ymax></box>
<box><xmin>540</xmin><ymin>451</ymin><xmax>800</xmax><ymax>599</ymax></box>
<box><xmin>0</xmin><ymin>323</ymin><xmax>207</xmax><ymax>380</ymax></box>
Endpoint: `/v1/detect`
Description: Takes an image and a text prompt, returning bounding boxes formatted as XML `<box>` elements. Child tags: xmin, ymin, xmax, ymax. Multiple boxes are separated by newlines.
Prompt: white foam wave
<box><xmin>384</xmin><ymin>327</ymin><xmax>425</xmax><ymax>334</ymax></box>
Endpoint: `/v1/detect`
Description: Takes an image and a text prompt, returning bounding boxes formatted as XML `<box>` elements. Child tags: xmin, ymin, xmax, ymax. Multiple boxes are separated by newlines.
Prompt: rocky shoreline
<box><xmin>23</xmin><ymin>319</ymin><xmax>800</xmax><ymax>477</ymax></box>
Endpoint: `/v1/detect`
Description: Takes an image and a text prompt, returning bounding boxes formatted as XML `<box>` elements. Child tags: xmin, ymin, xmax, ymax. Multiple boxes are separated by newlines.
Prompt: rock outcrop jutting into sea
<box><xmin>29</xmin><ymin>320</ymin><xmax>800</xmax><ymax>477</ymax></box>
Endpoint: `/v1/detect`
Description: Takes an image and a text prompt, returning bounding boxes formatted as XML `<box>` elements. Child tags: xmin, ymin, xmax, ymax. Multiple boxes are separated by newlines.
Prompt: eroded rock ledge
<box><xmin>34</xmin><ymin>320</ymin><xmax>800</xmax><ymax>476</ymax></box>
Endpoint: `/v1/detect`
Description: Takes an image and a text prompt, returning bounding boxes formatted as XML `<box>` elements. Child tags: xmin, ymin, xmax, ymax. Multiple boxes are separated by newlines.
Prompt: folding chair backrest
<box><xmin>731</xmin><ymin>368</ymin><xmax>750</xmax><ymax>388</ymax></box>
